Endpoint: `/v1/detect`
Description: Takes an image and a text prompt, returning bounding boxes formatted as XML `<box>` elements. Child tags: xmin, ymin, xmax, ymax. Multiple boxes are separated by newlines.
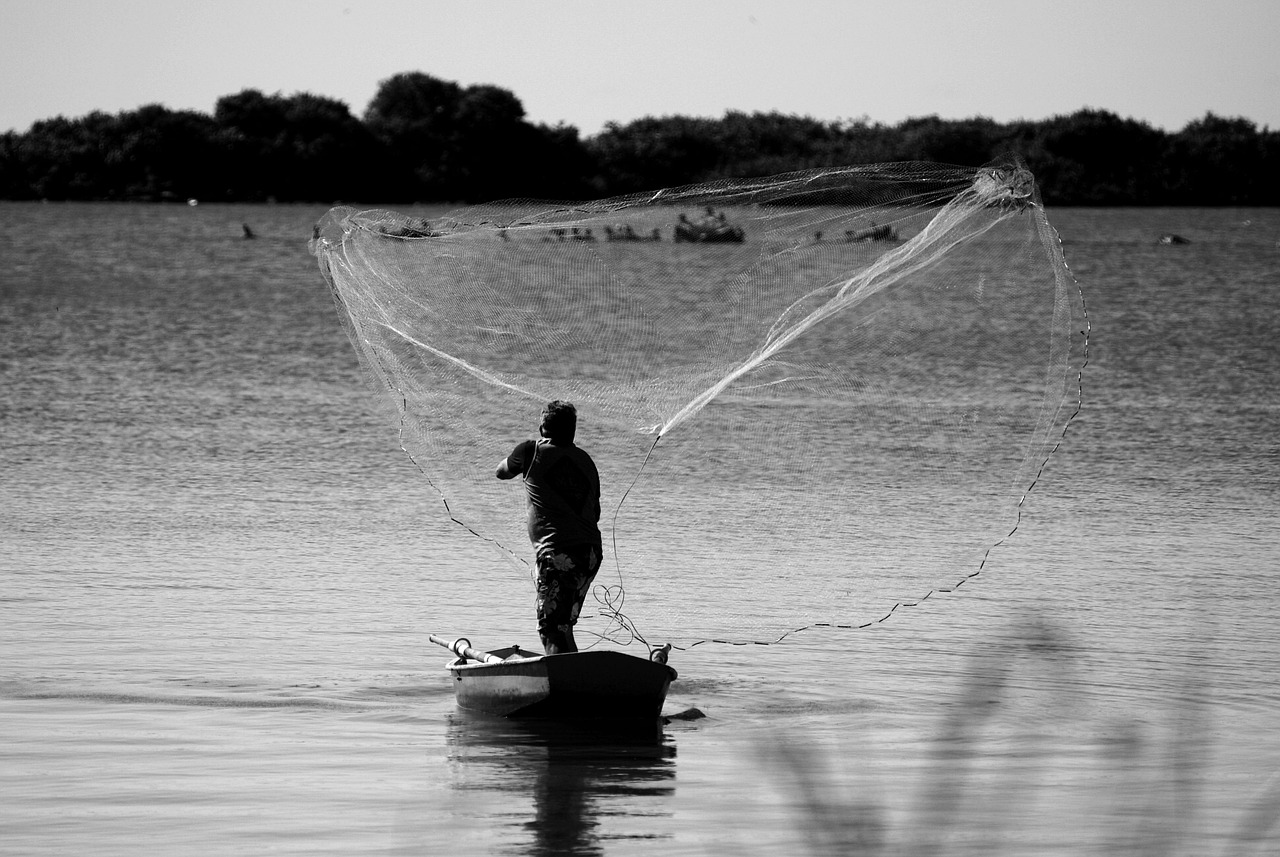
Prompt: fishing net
<box><xmin>311</xmin><ymin>160</ymin><xmax>1086</xmax><ymax>650</ymax></box>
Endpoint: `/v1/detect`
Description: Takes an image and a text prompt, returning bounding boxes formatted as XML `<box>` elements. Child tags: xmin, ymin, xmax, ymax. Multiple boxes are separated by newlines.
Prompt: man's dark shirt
<box><xmin>502</xmin><ymin>438</ymin><xmax>601</xmax><ymax>552</ymax></box>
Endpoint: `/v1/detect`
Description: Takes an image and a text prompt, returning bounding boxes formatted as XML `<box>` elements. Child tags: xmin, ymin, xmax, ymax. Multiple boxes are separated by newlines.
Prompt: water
<box><xmin>3</xmin><ymin>201</ymin><xmax>1279</xmax><ymax>855</ymax></box>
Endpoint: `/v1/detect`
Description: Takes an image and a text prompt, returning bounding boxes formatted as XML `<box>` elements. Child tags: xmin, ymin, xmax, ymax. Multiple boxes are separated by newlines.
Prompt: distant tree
<box><xmin>363</xmin><ymin>72</ymin><xmax>466</xmax><ymax>199</ymax></box>
<box><xmin>896</xmin><ymin>115</ymin><xmax>1002</xmax><ymax>167</ymax></box>
<box><xmin>831</xmin><ymin>118</ymin><xmax>902</xmax><ymax>167</ymax></box>
<box><xmin>215</xmin><ymin>89</ymin><xmax>379</xmax><ymax>201</ymax></box>
<box><xmin>586</xmin><ymin>115</ymin><xmax>723</xmax><ymax>194</ymax></box>
<box><xmin>983</xmin><ymin>109</ymin><xmax>1168</xmax><ymax>204</ymax></box>
<box><xmin>362</xmin><ymin>72</ymin><xmax>596</xmax><ymax>201</ymax></box>
<box><xmin>1262</xmin><ymin>125</ymin><xmax>1280</xmax><ymax>206</ymax></box>
<box><xmin>1167</xmin><ymin>112</ymin><xmax>1272</xmax><ymax>204</ymax></box>
<box><xmin>499</xmin><ymin>121</ymin><xmax>597</xmax><ymax>201</ymax></box>
<box><xmin>2</xmin><ymin>106</ymin><xmax>222</xmax><ymax>200</ymax></box>
<box><xmin>15</xmin><ymin>111</ymin><xmax>120</xmax><ymax>199</ymax></box>
<box><xmin>2</xmin><ymin>69</ymin><xmax>1276</xmax><ymax>205</ymax></box>
<box><xmin>0</xmin><ymin>131</ymin><xmax>25</xmax><ymax>198</ymax></box>
<box><xmin>448</xmin><ymin>84</ymin><xmax>537</xmax><ymax>200</ymax></box>
<box><xmin>113</xmin><ymin>104</ymin><xmax>225</xmax><ymax>200</ymax></box>
<box><xmin>714</xmin><ymin>111</ymin><xmax>843</xmax><ymax>177</ymax></box>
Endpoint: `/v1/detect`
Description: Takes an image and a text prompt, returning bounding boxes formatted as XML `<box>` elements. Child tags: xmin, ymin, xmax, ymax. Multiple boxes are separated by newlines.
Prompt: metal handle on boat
<box><xmin>428</xmin><ymin>634</ymin><xmax>505</xmax><ymax>664</ymax></box>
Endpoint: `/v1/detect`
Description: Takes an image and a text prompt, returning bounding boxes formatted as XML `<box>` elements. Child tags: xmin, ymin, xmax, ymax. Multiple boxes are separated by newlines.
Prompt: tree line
<box><xmin>1</xmin><ymin>71</ymin><xmax>1276</xmax><ymax>206</ymax></box>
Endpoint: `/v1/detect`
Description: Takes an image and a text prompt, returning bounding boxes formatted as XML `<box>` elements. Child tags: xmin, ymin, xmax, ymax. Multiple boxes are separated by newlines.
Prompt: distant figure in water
<box><xmin>496</xmin><ymin>401</ymin><xmax>602</xmax><ymax>655</ymax></box>
<box><xmin>242</xmin><ymin>223</ymin><xmax>256</xmax><ymax>240</ymax></box>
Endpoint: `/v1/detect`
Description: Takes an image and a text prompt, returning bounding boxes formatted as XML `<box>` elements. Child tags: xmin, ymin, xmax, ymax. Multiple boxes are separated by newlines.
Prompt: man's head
<box><xmin>539</xmin><ymin>400</ymin><xmax>577</xmax><ymax>443</ymax></box>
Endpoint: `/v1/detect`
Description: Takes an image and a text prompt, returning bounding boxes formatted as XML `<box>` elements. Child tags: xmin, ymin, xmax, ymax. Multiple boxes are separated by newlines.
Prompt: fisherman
<box><xmin>496</xmin><ymin>400</ymin><xmax>602</xmax><ymax>655</ymax></box>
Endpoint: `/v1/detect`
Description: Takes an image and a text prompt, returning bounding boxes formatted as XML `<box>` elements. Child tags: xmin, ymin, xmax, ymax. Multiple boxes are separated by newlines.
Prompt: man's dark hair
<box><xmin>540</xmin><ymin>400</ymin><xmax>577</xmax><ymax>442</ymax></box>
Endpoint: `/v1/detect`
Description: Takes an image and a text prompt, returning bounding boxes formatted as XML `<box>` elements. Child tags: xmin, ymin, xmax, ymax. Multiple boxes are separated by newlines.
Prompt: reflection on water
<box><xmin>445</xmin><ymin>714</ymin><xmax>677</xmax><ymax>855</ymax></box>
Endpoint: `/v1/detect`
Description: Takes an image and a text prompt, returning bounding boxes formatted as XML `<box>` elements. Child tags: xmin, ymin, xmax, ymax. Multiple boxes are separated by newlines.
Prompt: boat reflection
<box><xmin>445</xmin><ymin>712</ymin><xmax>677</xmax><ymax>855</ymax></box>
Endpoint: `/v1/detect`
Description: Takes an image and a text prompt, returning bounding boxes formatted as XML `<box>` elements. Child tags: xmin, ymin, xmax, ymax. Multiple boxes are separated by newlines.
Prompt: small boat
<box><xmin>673</xmin><ymin>211</ymin><xmax>745</xmax><ymax>243</ymax></box>
<box><xmin>603</xmin><ymin>224</ymin><xmax>661</xmax><ymax>242</ymax></box>
<box><xmin>429</xmin><ymin>635</ymin><xmax>677</xmax><ymax>721</ymax></box>
<box><xmin>845</xmin><ymin>223</ymin><xmax>898</xmax><ymax>242</ymax></box>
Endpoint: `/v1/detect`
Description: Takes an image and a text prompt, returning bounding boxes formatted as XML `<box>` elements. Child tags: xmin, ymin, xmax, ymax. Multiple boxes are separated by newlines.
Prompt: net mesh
<box><xmin>311</xmin><ymin>160</ymin><xmax>1086</xmax><ymax>649</ymax></box>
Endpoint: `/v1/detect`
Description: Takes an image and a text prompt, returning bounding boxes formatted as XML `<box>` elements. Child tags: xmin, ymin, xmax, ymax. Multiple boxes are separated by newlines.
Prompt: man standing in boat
<box><xmin>496</xmin><ymin>400</ymin><xmax>602</xmax><ymax>656</ymax></box>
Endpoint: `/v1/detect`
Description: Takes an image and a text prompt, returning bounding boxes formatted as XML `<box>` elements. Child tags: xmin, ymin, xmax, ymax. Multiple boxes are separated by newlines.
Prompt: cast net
<box><xmin>311</xmin><ymin>160</ymin><xmax>1086</xmax><ymax>650</ymax></box>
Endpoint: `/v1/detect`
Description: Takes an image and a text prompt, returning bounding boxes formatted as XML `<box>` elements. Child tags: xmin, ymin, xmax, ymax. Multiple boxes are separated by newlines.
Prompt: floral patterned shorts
<box><xmin>534</xmin><ymin>544</ymin><xmax>601</xmax><ymax>635</ymax></box>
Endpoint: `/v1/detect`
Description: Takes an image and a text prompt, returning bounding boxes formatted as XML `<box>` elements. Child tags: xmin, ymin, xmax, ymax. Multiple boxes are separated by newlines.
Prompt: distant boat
<box><xmin>544</xmin><ymin>227</ymin><xmax>599</xmax><ymax>242</ymax></box>
<box><xmin>603</xmin><ymin>224</ymin><xmax>661</xmax><ymax>242</ymax></box>
<box><xmin>1158</xmin><ymin>233</ymin><xmax>1191</xmax><ymax>245</ymax></box>
<box><xmin>673</xmin><ymin>211</ymin><xmax>745</xmax><ymax>244</ymax></box>
<box><xmin>845</xmin><ymin>223</ymin><xmax>898</xmax><ymax>242</ymax></box>
<box><xmin>430</xmin><ymin>635</ymin><xmax>676</xmax><ymax>721</ymax></box>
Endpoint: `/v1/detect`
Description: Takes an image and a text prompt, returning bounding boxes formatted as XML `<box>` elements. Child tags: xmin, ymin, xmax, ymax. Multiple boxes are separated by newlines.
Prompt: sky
<box><xmin>3</xmin><ymin>0</ymin><xmax>1278</xmax><ymax>137</ymax></box>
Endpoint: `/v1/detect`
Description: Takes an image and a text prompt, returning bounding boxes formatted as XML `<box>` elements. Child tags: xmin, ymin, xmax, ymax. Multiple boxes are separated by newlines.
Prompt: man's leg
<box><xmin>558</xmin><ymin>545</ymin><xmax>601</xmax><ymax>655</ymax></box>
<box><xmin>535</xmin><ymin>545</ymin><xmax>598</xmax><ymax>655</ymax></box>
<box><xmin>540</xmin><ymin>628</ymin><xmax>573</xmax><ymax>655</ymax></box>
<box><xmin>535</xmin><ymin>550</ymin><xmax>574</xmax><ymax>655</ymax></box>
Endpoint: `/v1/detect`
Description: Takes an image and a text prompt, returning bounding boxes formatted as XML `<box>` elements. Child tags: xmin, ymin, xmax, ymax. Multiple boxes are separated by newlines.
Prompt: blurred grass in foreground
<box><xmin>754</xmin><ymin>617</ymin><xmax>1280</xmax><ymax>857</ymax></box>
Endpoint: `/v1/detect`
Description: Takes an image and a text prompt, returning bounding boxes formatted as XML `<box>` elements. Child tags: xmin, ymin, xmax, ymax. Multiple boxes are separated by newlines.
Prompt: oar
<box><xmin>428</xmin><ymin>634</ymin><xmax>505</xmax><ymax>664</ymax></box>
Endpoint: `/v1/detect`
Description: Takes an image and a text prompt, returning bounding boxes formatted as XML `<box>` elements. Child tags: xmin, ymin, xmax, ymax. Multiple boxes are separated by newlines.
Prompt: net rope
<box><xmin>311</xmin><ymin>159</ymin><xmax>1087</xmax><ymax>650</ymax></box>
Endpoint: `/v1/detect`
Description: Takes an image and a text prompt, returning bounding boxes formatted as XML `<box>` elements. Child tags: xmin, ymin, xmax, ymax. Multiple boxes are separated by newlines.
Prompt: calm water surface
<box><xmin>2</xmin><ymin>202</ymin><xmax>1278</xmax><ymax>855</ymax></box>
